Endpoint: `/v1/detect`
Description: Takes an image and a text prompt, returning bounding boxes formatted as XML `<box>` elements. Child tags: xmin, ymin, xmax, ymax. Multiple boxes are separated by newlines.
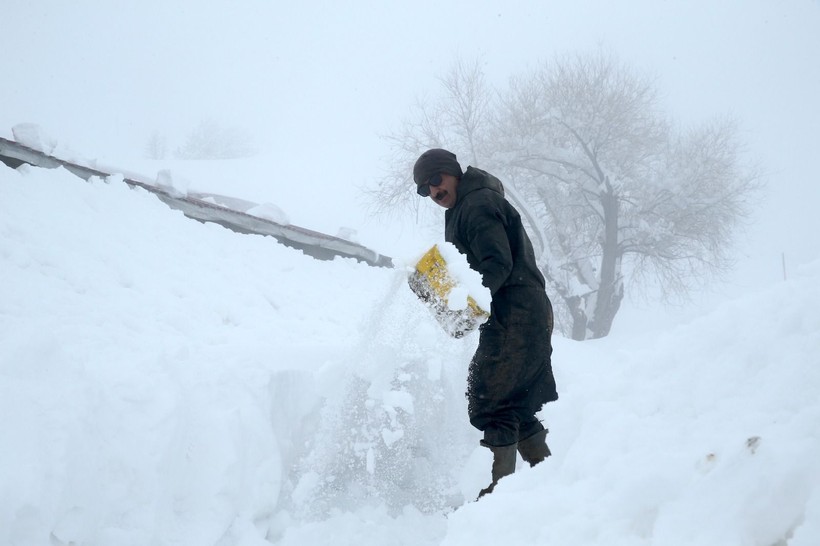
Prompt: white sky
<box><xmin>2</xmin><ymin>0</ymin><xmax>819</xmax><ymax>295</ymax></box>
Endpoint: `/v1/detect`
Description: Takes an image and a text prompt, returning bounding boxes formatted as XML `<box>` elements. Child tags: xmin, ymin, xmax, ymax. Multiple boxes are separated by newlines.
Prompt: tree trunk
<box><xmin>589</xmin><ymin>189</ymin><xmax>624</xmax><ymax>339</ymax></box>
<box><xmin>566</xmin><ymin>295</ymin><xmax>588</xmax><ymax>341</ymax></box>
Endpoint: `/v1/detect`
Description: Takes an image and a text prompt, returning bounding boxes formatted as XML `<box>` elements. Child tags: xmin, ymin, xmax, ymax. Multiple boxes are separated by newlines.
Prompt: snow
<box><xmin>435</xmin><ymin>242</ymin><xmax>492</xmax><ymax>314</ymax></box>
<box><xmin>11</xmin><ymin>123</ymin><xmax>57</xmax><ymax>154</ymax></box>
<box><xmin>247</xmin><ymin>203</ymin><xmax>290</xmax><ymax>226</ymax></box>
<box><xmin>2</xmin><ymin>158</ymin><xmax>819</xmax><ymax>545</ymax></box>
<box><xmin>1</xmin><ymin>1</ymin><xmax>819</xmax><ymax>543</ymax></box>
<box><xmin>154</xmin><ymin>169</ymin><xmax>189</xmax><ymax>198</ymax></box>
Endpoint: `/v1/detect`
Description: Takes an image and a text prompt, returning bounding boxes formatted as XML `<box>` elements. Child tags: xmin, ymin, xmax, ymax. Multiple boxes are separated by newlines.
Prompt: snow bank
<box><xmin>0</xmin><ymin>165</ymin><xmax>389</xmax><ymax>544</ymax></box>
<box><xmin>443</xmin><ymin>260</ymin><xmax>820</xmax><ymax>546</ymax></box>
<box><xmin>1</xmin><ymin>164</ymin><xmax>818</xmax><ymax>545</ymax></box>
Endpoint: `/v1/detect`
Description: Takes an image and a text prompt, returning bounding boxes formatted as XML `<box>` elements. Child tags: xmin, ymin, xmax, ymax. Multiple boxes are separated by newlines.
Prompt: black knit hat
<box><xmin>413</xmin><ymin>148</ymin><xmax>463</xmax><ymax>186</ymax></box>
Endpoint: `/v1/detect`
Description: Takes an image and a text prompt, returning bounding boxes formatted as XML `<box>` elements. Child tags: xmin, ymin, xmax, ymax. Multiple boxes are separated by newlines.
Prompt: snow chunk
<box><xmin>106</xmin><ymin>173</ymin><xmax>125</xmax><ymax>186</ymax></box>
<box><xmin>12</xmin><ymin>123</ymin><xmax>58</xmax><ymax>155</ymax></box>
<box><xmin>446</xmin><ymin>285</ymin><xmax>470</xmax><ymax>311</ymax></box>
<box><xmin>154</xmin><ymin>169</ymin><xmax>189</xmax><ymax>198</ymax></box>
<box><xmin>336</xmin><ymin>227</ymin><xmax>359</xmax><ymax>242</ymax></box>
<box><xmin>434</xmin><ymin>241</ymin><xmax>492</xmax><ymax>313</ymax></box>
<box><xmin>381</xmin><ymin>428</ymin><xmax>405</xmax><ymax>447</ymax></box>
<box><xmin>382</xmin><ymin>390</ymin><xmax>414</xmax><ymax>415</ymax></box>
<box><xmin>246</xmin><ymin>202</ymin><xmax>290</xmax><ymax>225</ymax></box>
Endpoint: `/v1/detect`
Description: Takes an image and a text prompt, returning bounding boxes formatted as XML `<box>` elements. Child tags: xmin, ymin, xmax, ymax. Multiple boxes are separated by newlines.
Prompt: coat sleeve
<box><xmin>461</xmin><ymin>202</ymin><xmax>513</xmax><ymax>296</ymax></box>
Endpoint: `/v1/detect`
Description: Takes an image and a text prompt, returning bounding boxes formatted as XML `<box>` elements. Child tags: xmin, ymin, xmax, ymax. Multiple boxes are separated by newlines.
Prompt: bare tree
<box><xmin>371</xmin><ymin>58</ymin><xmax>494</xmax><ymax>222</ymax></box>
<box><xmin>493</xmin><ymin>51</ymin><xmax>760</xmax><ymax>339</ymax></box>
<box><xmin>144</xmin><ymin>130</ymin><xmax>168</xmax><ymax>159</ymax></box>
<box><xmin>376</xmin><ymin>51</ymin><xmax>761</xmax><ymax>340</ymax></box>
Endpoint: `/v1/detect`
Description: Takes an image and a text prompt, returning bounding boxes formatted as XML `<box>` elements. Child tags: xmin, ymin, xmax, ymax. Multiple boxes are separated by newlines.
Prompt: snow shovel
<box><xmin>407</xmin><ymin>244</ymin><xmax>489</xmax><ymax>338</ymax></box>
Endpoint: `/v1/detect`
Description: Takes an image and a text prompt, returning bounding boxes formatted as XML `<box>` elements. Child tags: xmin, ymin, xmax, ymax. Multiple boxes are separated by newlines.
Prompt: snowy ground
<box><xmin>2</xmin><ymin>163</ymin><xmax>819</xmax><ymax>545</ymax></box>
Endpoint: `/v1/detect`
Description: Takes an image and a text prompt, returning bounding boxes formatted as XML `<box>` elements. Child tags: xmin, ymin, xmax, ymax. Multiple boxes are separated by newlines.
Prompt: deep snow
<box><xmin>2</xmin><ymin>160</ymin><xmax>819</xmax><ymax>545</ymax></box>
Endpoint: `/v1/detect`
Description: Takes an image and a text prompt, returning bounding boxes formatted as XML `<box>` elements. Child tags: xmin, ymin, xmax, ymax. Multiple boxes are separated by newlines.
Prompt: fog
<box><xmin>2</xmin><ymin>0</ymin><xmax>819</xmax><ymax>313</ymax></box>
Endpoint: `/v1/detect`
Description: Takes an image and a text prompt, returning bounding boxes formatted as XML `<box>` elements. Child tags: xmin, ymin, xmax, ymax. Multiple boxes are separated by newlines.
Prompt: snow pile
<box><xmin>444</xmin><ymin>267</ymin><xmax>820</xmax><ymax>545</ymax></box>
<box><xmin>9</xmin><ymin>123</ymin><xmax>90</xmax><ymax>167</ymax></box>
<box><xmin>1</xmin><ymin>164</ymin><xmax>819</xmax><ymax>545</ymax></box>
<box><xmin>0</xmin><ymin>165</ymin><xmax>386</xmax><ymax>545</ymax></box>
<box><xmin>154</xmin><ymin>168</ymin><xmax>190</xmax><ymax>198</ymax></box>
<box><xmin>11</xmin><ymin>123</ymin><xmax>59</xmax><ymax>155</ymax></box>
<box><xmin>434</xmin><ymin>241</ymin><xmax>492</xmax><ymax>314</ymax></box>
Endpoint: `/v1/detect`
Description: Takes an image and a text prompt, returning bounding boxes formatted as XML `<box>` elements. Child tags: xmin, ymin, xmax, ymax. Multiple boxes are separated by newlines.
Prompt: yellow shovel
<box><xmin>408</xmin><ymin>245</ymin><xmax>489</xmax><ymax>338</ymax></box>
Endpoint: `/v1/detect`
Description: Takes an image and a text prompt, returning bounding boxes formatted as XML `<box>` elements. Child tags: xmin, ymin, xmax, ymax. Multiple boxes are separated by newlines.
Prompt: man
<box><xmin>413</xmin><ymin>148</ymin><xmax>558</xmax><ymax>497</ymax></box>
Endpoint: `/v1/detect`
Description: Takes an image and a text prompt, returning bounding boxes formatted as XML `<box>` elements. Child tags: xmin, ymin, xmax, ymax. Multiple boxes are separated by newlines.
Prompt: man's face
<box><xmin>428</xmin><ymin>174</ymin><xmax>459</xmax><ymax>209</ymax></box>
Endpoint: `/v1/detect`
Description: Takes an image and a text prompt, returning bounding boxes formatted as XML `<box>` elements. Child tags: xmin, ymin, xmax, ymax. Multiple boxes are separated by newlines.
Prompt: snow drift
<box><xmin>1</xmin><ymin>164</ymin><xmax>819</xmax><ymax>545</ymax></box>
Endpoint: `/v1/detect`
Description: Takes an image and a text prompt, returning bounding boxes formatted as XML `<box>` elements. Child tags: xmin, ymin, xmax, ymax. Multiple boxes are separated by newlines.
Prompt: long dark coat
<box><xmin>444</xmin><ymin>166</ymin><xmax>558</xmax><ymax>447</ymax></box>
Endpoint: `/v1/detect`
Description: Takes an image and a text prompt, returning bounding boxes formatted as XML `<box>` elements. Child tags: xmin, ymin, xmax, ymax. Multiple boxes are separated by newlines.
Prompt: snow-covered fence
<box><xmin>0</xmin><ymin>136</ymin><xmax>393</xmax><ymax>268</ymax></box>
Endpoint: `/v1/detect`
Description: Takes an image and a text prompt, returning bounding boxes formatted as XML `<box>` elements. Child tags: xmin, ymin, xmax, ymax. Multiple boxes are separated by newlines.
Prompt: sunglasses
<box><xmin>417</xmin><ymin>173</ymin><xmax>443</xmax><ymax>197</ymax></box>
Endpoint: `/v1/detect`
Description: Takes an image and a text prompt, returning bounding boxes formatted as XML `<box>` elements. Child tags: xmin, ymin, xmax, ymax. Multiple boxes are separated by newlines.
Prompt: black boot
<box><xmin>477</xmin><ymin>442</ymin><xmax>518</xmax><ymax>498</ymax></box>
<box><xmin>517</xmin><ymin>428</ymin><xmax>551</xmax><ymax>467</ymax></box>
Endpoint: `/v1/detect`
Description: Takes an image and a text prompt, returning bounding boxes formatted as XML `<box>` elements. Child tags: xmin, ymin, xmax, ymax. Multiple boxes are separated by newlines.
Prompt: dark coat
<box><xmin>444</xmin><ymin>166</ymin><xmax>558</xmax><ymax>446</ymax></box>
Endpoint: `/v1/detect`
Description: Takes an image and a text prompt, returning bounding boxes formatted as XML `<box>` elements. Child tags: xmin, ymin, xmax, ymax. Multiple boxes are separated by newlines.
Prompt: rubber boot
<box><xmin>517</xmin><ymin>428</ymin><xmax>551</xmax><ymax>467</ymax></box>
<box><xmin>477</xmin><ymin>443</ymin><xmax>518</xmax><ymax>499</ymax></box>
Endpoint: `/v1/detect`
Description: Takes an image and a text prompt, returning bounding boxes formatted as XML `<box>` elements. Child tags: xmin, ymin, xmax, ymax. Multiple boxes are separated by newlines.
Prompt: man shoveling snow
<box><xmin>410</xmin><ymin>148</ymin><xmax>558</xmax><ymax>498</ymax></box>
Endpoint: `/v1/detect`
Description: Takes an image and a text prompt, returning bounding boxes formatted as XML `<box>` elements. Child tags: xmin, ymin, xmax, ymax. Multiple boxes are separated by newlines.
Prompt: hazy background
<box><xmin>3</xmin><ymin>0</ymin><xmax>818</xmax><ymax>324</ymax></box>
